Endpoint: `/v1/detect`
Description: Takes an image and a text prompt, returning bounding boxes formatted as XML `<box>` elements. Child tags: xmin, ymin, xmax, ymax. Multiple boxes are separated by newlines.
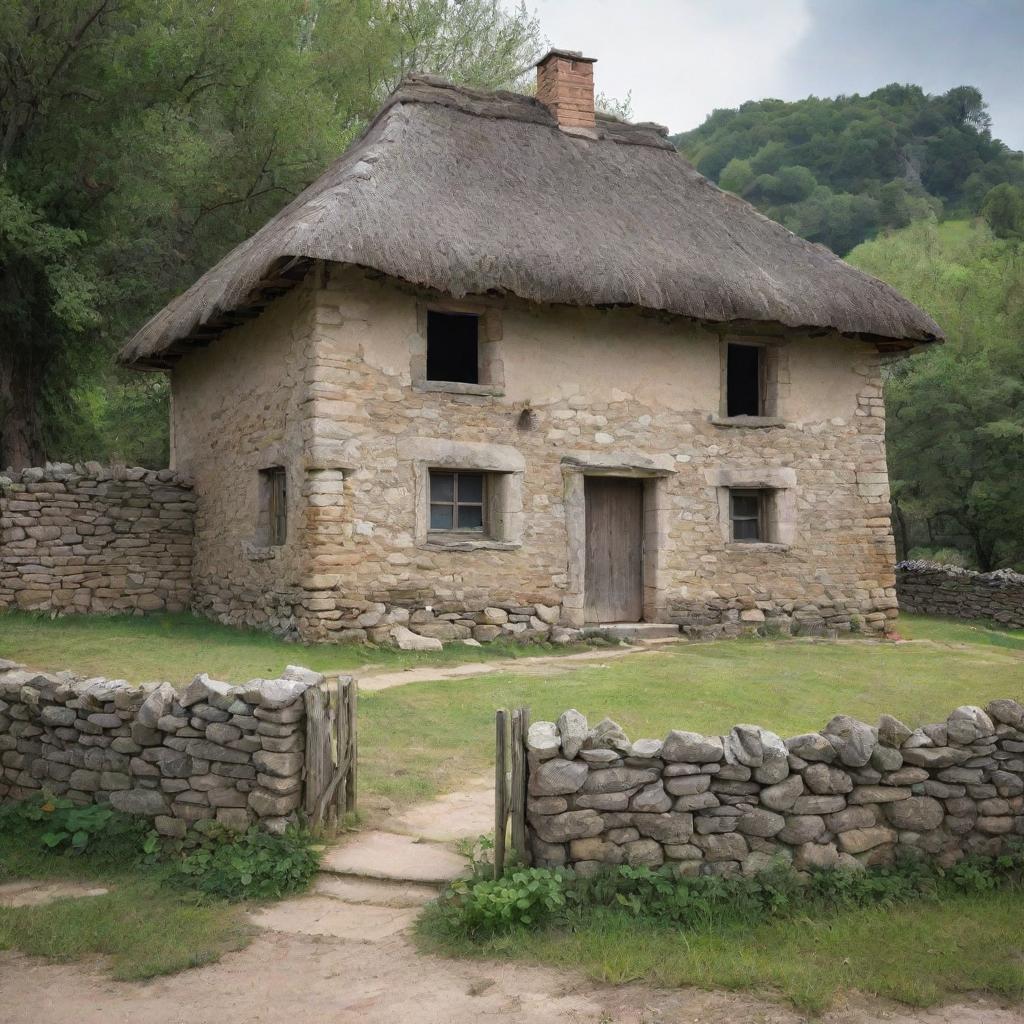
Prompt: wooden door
<box><xmin>584</xmin><ymin>476</ymin><xmax>644</xmax><ymax>622</ymax></box>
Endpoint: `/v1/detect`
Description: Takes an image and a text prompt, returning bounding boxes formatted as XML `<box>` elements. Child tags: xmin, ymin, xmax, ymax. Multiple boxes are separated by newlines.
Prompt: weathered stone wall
<box><xmin>525</xmin><ymin>703</ymin><xmax>1024</xmax><ymax>876</ymax></box>
<box><xmin>0</xmin><ymin>463</ymin><xmax>194</xmax><ymax>616</ymax></box>
<box><xmin>897</xmin><ymin>561</ymin><xmax>1024</xmax><ymax>628</ymax></box>
<box><xmin>169</xmin><ymin>265</ymin><xmax>900</xmax><ymax>645</ymax></box>
<box><xmin>0</xmin><ymin>660</ymin><xmax>321</xmax><ymax>834</ymax></box>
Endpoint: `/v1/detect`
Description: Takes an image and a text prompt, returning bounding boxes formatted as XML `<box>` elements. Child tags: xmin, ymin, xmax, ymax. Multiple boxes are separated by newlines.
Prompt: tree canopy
<box><xmin>673</xmin><ymin>84</ymin><xmax>1024</xmax><ymax>255</ymax></box>
<box><xmin>0</xmin><ymin>0</ymin><xmax>543</xmax><ymax>469</ymax></box>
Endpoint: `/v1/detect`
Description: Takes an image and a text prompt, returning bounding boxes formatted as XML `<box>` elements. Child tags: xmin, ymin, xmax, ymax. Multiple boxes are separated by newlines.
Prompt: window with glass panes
<box><xmin>730</xmin><ymin>489</ymin><xmax>765</xmax><ymax>543</ymax></box>
<box><xmin>429</xmin><ymin>471</ymin><xmax>486</xmax><ymax>532</ymax></box>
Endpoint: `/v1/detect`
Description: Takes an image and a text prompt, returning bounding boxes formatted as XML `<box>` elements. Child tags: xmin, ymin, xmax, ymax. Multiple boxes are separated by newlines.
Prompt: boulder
<box><xmin>777</xmin><ymin>815</ymin><xmax>826</xmax><ymax>844</ymax></box>
<box><xmin>585</xmin><ymin>718</ymin><xmax>631</xmax><ymax>754</ymax></box>
<box><xmin>630</xmin><ymin>781</ymin><xmax>672</xmax><ymax>813</ymax></box>
<box><xmin>804</xmin><ymin>763</ymin><xmax>853</xmax><ymax>795</ymax></box>
<box><xmin>838</xmin><ymin>826</ymin><xmax>896</xmax><ymax>854</ymax></box>
<box><xmin>629</xmin><ymin>738</ymin><xmax>664</xmax><ymax>759</ymax></box>
<box><xmin>877</xmin><ymin>713</ymin><xmax>913</xmax><ymax>748</ymax></box>
<box><xmin>822</xmin><ymin>715</ymin><xmax>876</xmax><ymax>767</ymax></box>
<box><xmin>557</xmin><ymin>709</ymin><xmax>588</xmax><ymax>760</ymax></box>
<box><xmin>662</xmin><ymin>730</ymin><xmax>724</xmax><ymax>763</ymax></box>
<box><xmin>987</xmin><ymin>699</ymin><xmax>1024</xmax><ymax>729</ymax></box>
<box><xmin>529</xmin><ymin>758</ymin><xmax>588</xmax><ymax>796</ymax></box>
<box><xmin>526</xmin><ymin>721</ymin><xmax>561</xmax><ymax>760</ymax></box>
<box><xmin>946</xmin><ymin>706</ymin><xmax>995</xmax><ymax>745</ymax></box>
<box><xmin>785</xmin><ymin>733</ymin><xmax>836</xmax><ymax>763</ymax></box>
<box><xmin>901</xmin><ymin>746</ymin><xmax>971</xmax><ymax>769</ymax></box>
<box><xmin>736</xmin><ymin>807</ymin><xmax>786</xmax><ymax>837</ymax></box>
<box><xmin>391</xmin><ymin>625</ymin><xmax>443</xmax><ymax>652</ymax></box>
<box><xmin>633</xmin><ymin>812</ymin><xmax>694</xmax><ymax>844</ymax></box>
<box><xmin>531</xmin><ymin>809</ymin><xmax>604</xmax><ymax>843</ymax></box>
<box><xmin>625</xmin><ymin>839</ymin><xmax>664</xmax><ymax>867</ymax></box>
<box><xmin>759</xmin><ymin>773</ymin><xmax>805</xmax><ymax>811</ymax></box>
<box><xmin>692</xmin><ymin>832</ymin><xmax>748</xmax><ymax>862</ymax></box>
<box><xmin>884</xmin><ymin>796</ymin><xmax>944</xmax><ymax>831</ymax></box>
<box><xmin>136</xmin><ymin>683</ymin><xmax>176</xmax><ymax>729</ymax></box>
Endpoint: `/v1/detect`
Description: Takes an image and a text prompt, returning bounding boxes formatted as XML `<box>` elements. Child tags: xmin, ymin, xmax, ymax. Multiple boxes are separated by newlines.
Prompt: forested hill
<box><xmin>672</xmin><ymin>85</ymin><xmax>1024</xmax><ymax>254</ymax></box>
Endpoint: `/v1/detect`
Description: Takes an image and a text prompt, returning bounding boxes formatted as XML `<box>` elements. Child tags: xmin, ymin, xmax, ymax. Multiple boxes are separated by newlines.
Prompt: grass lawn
<box><xmin>0</xmin><ymin>835</ymin><xmax>251</xmax><ymax>981</ymax></box>
<box><xmin>0</xmin><ymin>610</ymin><xmax>580</xmax><ymax>684</ymax></box>
<box><xmin>421</xmin><ymin>891</ymin><xmax>1024</xmax><ymax>1015</ymax></box>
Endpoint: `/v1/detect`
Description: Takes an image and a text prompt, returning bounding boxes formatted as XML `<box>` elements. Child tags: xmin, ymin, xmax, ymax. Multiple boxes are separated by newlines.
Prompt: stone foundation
<box><xmin>0</xmin><ymin>463</ymin><xmax>194</xmax><ymax>616</ymax></box>
<box><xmin>525</xmin><ymin>702</ymin><xmax>1024</xmax><ymax>876</ymax></box>
<box><xmin>0</xmin><ymin>660</ymin><xmax>323</xmax><ymax>833</ymax></box>
<box><xmin>897</xmin><ymin>561</ymin><xmax>1024</xmax><ymax>628</ymax></box>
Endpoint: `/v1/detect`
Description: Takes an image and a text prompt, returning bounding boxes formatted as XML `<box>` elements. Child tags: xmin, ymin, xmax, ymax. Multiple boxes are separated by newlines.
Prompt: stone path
<box><xmin>0</xmin><ymin>880</ymin><xmax>109</xmax><ymax>908</ymax></box>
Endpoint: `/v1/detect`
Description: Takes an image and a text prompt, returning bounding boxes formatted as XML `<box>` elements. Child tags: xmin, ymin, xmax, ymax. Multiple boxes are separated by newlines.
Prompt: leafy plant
<box><xmin>440</xmin><ymin>867</ymin><xmax>570</xmax><ymax>932</ymax></box>
<box><xmin>177</xmin><ymin>825</ymin><xmax>320</xmax><ymax>901</ymax></box>
<box><xmin>0</xmin><ymin>793</ymin><xmax>147</xmax><ymax>858</ymax></box>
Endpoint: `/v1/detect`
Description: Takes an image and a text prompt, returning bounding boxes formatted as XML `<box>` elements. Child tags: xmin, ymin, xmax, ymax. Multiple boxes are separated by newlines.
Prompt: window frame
<box><xmin>428</xmin><ymin>469</ymin><xmax>489</xmax><ymax>534</ymax></box>
<box><xmin>425</xmin><ymin>310</ymin><xmax>481</xmax><ymax>385</ymax></box>
<box><xmin>726</xmin><ymin>342</ymin><xmax>765</xmax><ymax>418</ymax></box>
<box><xmin>729</xmin><ymin>488</ymin><xmax>767</xmax><ymax>544</ymax></box>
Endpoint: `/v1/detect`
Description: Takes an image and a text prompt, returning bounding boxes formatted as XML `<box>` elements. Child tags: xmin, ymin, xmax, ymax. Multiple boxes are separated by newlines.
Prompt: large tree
<box><xmin>0</xmin><ymin>0</ymin><xmax>542</xmax><ymax>469</ymax></box>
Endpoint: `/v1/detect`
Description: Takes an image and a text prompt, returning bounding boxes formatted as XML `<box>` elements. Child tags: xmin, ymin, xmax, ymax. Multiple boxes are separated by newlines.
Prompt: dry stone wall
<box><xmin>897</xmin><ymin>561</ymin><xmax>1024</xmax><ymax>628</ymax></box>
<box><xmin>0</xmin><ymin>660</ymin><xmax>322</xmax><ymax>834</ymax></box>
<box><xmin>0</xmin><ymin>463</ymin><xmax>194</xmax><ymax>616</ymax></box>
<box><xmin>525</xmin><ymin>702</ymin><xmax>1024</xmax><ymax>877</ymax></box>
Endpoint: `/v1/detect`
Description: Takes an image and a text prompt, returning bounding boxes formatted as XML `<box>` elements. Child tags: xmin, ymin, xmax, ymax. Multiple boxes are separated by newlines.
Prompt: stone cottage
<box><xmin>119</xmin><ymin>51</ymin><xmax>942</xmax><ymax>645</ymax></box>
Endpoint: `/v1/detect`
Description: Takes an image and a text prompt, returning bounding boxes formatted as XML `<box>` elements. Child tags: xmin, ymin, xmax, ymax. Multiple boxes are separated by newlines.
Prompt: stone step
<box><xmin>314</xmin><ymin>874</ymin><xmax>440</xmax><ymax>908</ymax></box>
<box><xmin>320</xmin><ymin>831</ymin><xmax>470</xmax><ymax>886</ymax></box>
<box><xmin>584</xmin><ymin>622</ymin><xmax>681</xmax><ymax>641</ymax></box>
<box><xmin>250</xmin><ymin>896</ymin><xmax>417</xmax><ymax>942</ymax></box>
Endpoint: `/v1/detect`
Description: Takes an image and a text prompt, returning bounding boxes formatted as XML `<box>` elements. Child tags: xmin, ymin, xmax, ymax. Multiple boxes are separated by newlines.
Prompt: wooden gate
<box><xmin>303</xmin><ymin>676</ymin><xmax>358</xmax><ymax>829</ymax></box>
<box><xmin>494</xmin><ymin>706</ymin><xmax>531</xmax><ymax>878</ymax></box>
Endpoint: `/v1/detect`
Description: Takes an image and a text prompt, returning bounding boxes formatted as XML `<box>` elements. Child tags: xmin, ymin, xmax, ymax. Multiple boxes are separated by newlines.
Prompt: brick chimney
<box><xmin>535</xmin><ymin>49</ymin><xmax>597</xmax><ymax>130</ymax></box>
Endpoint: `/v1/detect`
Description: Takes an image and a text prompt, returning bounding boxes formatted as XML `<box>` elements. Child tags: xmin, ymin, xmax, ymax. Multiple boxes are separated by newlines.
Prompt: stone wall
<box><xmin>524</xmin><ymin>702</ymin><xmax>1024</xmax><ymax>876</ymax></box>
<box><xmin>0</xmin><ymin>463</ymin><xmax>194</xmax><ymax>616</ymax></box>
<box><xmin>897</xmin><ymin>561</ymin><xmax>1024</xmax><ymax>628</ymax></box>
<box><xmin>0</xmin><ymin>660</ymin><xmax>321</xmax><ymax>834</ymax></box>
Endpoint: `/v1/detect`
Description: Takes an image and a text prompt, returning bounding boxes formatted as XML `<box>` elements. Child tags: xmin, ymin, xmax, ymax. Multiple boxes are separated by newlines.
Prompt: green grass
<box><xmin>420</xmin><ymin>892</ymin><xmax>1024</xmax><ymax>1015</ymax></box>
<box><xmin>0</xmin><ymin>610</ymin><xmax>580</xmax><ymax>684</ymax></box>
<box><xmin>0</xmin><ymin>829</ymin><xmax>251</xmax><ymax>980</ymax></box>
<box><xmin>358</xmin><ymin>616</ymin><xmax>1024</xmax><ymax>805</ymax></box>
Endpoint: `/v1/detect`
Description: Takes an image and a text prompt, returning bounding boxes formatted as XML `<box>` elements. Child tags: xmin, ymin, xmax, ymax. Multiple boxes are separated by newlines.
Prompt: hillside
<box><xmin>673</xmin><ymin>86</ymin><xmax>1024</xmax><ymax>254</ymax></box>
<box><xmin>847</xmin><ymin>219</ymin><xmax>1024</xmax><ymax>570</ymax></box>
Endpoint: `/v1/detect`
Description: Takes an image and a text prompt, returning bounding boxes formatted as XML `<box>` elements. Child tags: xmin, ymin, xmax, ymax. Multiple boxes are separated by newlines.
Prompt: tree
<box><xmin>849</xmin><ymin>220</ymin><xmax>1024</xmax><ymax>571</ymax></box>
<box><xmin>981</xmin><ymin>183</ymin><xmax>1024</xmax><ymax>239</ymax></box>
<box><xmin>0</xmin><ymin>0</ymin><xmax>543</xmax><ymax>469</ymax></box>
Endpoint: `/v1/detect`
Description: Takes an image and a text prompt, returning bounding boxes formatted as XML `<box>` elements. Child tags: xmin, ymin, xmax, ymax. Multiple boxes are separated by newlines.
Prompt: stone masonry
<box><xmin>525</xmin><ymin>702</ymin><xmax>1024</xmax><ymax>876</ymax></box>
<box><xmin>897</xmin><ymin>560</ymin><xmax>1024</xmax><ymax>628</ymax></box>
<box><xmin>0</xmin><ymin>462</ymin><xmax>194</xmax><ymax>616</ymax></box>
<box><xmin>0</xmin><ymin>660</ymin><xmax>322</xmax><ymax>834</ymax></box>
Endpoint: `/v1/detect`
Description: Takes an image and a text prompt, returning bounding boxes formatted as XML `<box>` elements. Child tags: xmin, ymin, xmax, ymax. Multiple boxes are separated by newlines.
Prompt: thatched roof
<box><xmin>120</xmin><ymin>74</ymin><xmax>941</xmax><ymax>368</ymax></box>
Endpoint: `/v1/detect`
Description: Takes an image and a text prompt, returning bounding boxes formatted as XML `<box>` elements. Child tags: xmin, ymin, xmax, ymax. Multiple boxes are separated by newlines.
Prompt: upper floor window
<box><xmin>258</xmin><ymin>466</ymin><xmax>287</xmax><ymax>546</ymax></box>
<box><xmin>726</xmin><ymin>342</ymin><xmax>763</xmax><ymax>417</ymax></box>
<box><xmin>427</xmin><ymin>311</ymin><xmax>480</xmax><ymax>384</ymax></box>
<box><xmin>429</xmin><ymin>470</ymin><xmax>487</xmax><ymax>532</ymax></box>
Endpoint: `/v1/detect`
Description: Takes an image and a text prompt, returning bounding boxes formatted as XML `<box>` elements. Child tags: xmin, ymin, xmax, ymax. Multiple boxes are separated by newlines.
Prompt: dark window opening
<box><xmin>727</xmin><ymin>343</ymin><xmax>763</xmax><ymax>417</ymax></box>
<box><xmin>730</xmin><ymin>489</ymin><xmax>766</xmax><ymax>543</ymax></box>
<box><xmin>259</xmin><ymin>467</ymin><xmax>287</xmax><ymax>546</ymax></box>
<box><xmin>427</xmin><ymin>311</ymin><xmax>480</xmax><ymax>384</ymax></box>
<box><xmin>429</xmin><ymin>471</ymin><xmax>486</xmax><ymax>532</ymax></box>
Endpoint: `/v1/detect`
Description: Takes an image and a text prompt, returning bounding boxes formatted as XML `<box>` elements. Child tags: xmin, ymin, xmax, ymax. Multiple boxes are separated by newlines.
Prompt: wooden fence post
<box><xmin>510</xmin><ymin>706</ymin><xmax>530</xmax><ymax>865</ymax></box>
<box><xmin>303</xmin><ymin>685</ymin><xmax>330</xmax><ymax>820</ymax></box>
<box><xmin>306</xmin><ymin>675</ymin><xmax>358</xmax><ymax>830</ymax></box>
<box><xmin>494</xmin><ymin>709</ymin><xmax>509</xmax><ymax>879</ymax></box>
<box><xmin>345</xmin><ymin>677</ymin><xmax>358</xmax><ymax>815</ymax></box>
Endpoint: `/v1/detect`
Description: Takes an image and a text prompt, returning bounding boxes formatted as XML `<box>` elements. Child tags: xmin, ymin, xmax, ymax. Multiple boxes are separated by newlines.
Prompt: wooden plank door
<box><xmin>584</xmin><ymin>476</ymin><xmax>644</xmax><ymax>622</ymax></box>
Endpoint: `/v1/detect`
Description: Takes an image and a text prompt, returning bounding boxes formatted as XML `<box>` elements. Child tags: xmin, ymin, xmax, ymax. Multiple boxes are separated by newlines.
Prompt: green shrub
<box><xmin>177</xmin><ymin>825</ymin><xmax>320</xmax><ymax>901</ymax></box>
<box><xmin>431</xmin><ymin>843</ymin><xmax>1024</xmax><ymax>938</ymax></box>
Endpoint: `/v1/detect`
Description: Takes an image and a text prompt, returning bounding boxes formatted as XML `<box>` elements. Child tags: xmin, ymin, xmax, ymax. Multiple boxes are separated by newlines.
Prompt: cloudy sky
<box><xmin>527</xmin><ymin>0</ymin><xmax>1024</xmax><ymax>148</ymax></box>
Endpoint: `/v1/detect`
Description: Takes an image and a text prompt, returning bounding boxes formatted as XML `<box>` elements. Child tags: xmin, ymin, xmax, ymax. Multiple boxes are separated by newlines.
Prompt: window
<box><xmin>726</xmin><ymin>343</ymin><xmax>763</xmax><ymax>417</ymax></box>
<box><xmin>429</xmin><ymin>471</ymin><xmax>486</xmax><ymax>532</ymax></box>
<box><xmin>426</xmin><ymin>311</ymin><xmax>479</xmax><ymax>384</ymax></box>
<box><xmin>258</xmin><ymin>467</ymin><xmax>287</xmax><ymax>546</ymax></box>
<box><xmin>730</xmin><ymin>489</ymin><xmax>766</xmax><ymax>543</ymax></box>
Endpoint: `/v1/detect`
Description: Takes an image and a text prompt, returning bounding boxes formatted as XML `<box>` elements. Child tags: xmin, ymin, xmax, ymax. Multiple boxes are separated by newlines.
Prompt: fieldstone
<box><xmin>693</xmin><ymin>832</ymin><xmax>747</xmax><ymax>861</ymax></box>
<box><xmin>804</xmin><ymin>763</ymin><xmax>853</xmax><ymax>795</ymax></box>
<box><xmin>736</xmin><ymin>807</ymin><xmax>785</xmax><ymax>837</ymax></box>
<box><xmin>977</xmin><ymin>816</ymin><xmax>1013</xmax><ymax>835</ymax></box>
<box><xmin>946</xmin><ymin>706</ymin><xmax>995</xmax><ymax>745</ymax></box>
<box><xmin>760</xmin><ymin>773</ymin><xmax>804</xmax><ymax>811</ymax></box>
<box><xmin>256</xmin><ymin>772</ymin><xmax>301</xmax><ymax>795</ymax></box>
<box><xmin>662</xmin><ymin>730</ymin><xmax>724</xmax><ymax>764</ymax></box>
<box><xmin>883</xmin><ymin>767</ymin><xmax>929</xmax><ymax>786</ymax></box>
<box><xmin>253</xmin><ymin>750</ymin><xmax>303</xmax><ymax>778</ymax></box>
<box><xmin>870</xmin><ymin>744</ymin><xmax>903</xmax><ymax>771</ymax></box>
<box><xmin>630</xmin><ymin>781</ymin><xmax>672</xmax><ymax>813</ymax></box>
<box><xmin>849</xmin><ymin>785</ymin><xmax>911</xmax><ymax>804</ymax></box>
<box><xmin>823</xmin><ymin>715</ymin><xmax>876</xmax><ymax>767</ymax></box>
<box><xmin>136</xmin><ymin>683</ymin><xmax>175</xmax><ymax>729</ymax></box>
<box><xmin>987</xmin><ymin>699</ymin><xmax>1024</xmax><ymax>729</ymax></box>
<box><xmin>778</xmin><ymin>815</ymin><xmax>826</xmax><ymax>844</ymax></box>
<box><xmin>630</xmin><ymin>738</ymin><xmax>663</xmax><ymax>759</ymax></box>
<box><xmin>479</xmin><ymin>607</ymin><xmax>509</xmax><ymax>625</ymax></box>
<box><xmin>785</xmin><ymin>733</ymin><xmax>836</xmax><ymax>763</ymax></box>
<box><xmin>877</xmin><ymin>714</ymin><xmax>913</xmax><ymax>748</ymax></box>
<box><xmin>534</xmin><ymin>603</ymin><xmax>559</xmax><ymax>625</ymax></box>
<box><xmin>527</xmin><ymin>796</ymin><xmax>569</xmax><ymax>815</ymax></box>
<box><xmin>529</xmin><ymin>758</ymin><xmax>588</xmax><ymax>796</ymax></box>
<box><xmin>391</xmin><ymin>625</ymin><xmax>443</xmax><ymax>651</ymax></box>
<box><xmin>99</xmin><ymin>771</ymin><xmax>130</xmax><ymax>791</ymax></box>
<box><xmin>575</xmin><ymin>792</ymin><xmax>631</xmax><ymax>811</ymax></box>
<box><xmin>794</xmin><ymin>841</ymin><xmax>841</xmax><ymax>870</ymax></box>
<box><xmin>792</xmin><ymin>794</ymin><xmax>846</xmax><ymax>814</ymax></box>
<box><xmin>901</xmin><ymin>746</ymin><xmax>971</xmax><ymax>768</ymax></box>
<box><xmin>531</xmin><ymin>810</ymin><xmax>604</xmax><ymax>843</ymax></box>
<box><xmin>180</xmin><ymin>673</ymin><xmax>235</xmax><ymax>709</ymax></box>
<box><xmin>216</xmin><ymin>808</ymin><xmax>252</xmax><ymax>831</ymax></box>
<box><xmin>206</xmin><ymin>722</ymin><xmax>243</xmax><ymax>745</ymax></box>
<box><xmin>724</xmin><ymin>724</ymin><xmax>766</xmax><ymax>767</ymax></box>
<box><xmin>579</xmin><ymin>748</ymin><xmax>620</xmax><ymax>765</ymax></box>
<box><xmin>633</xmin><ymin>812</ymin><xmax>694</xmax><ymax>844</ymax></box>
<box><xmin>586</xmin><ymin>718</ymin><xmax>631</xmax><ymax>754</ymax></box>
<box><xmin>557</xmin><ymin>709</ymin><xmax>588</xmax><ymax>760</ymax></box>
<box><xmin>883</xmin><ymin>796</ymin><xmax>944</xmax><ymax>831</ymax></box>
<box><xmin>526</xmin><ymin>721</ymin><xmax>561</xmax><ymax>760</ymax></box>
<box><xmin>625</xmin><ymin>839</ymin><xmax>664</xmax><ymax>867</ymax></box>
<box><xmin>902</xmin><ymin>728</ymin><xmax>933</xmax><ymax>749</ymax></box>
<box><xmin>109</xmin><ymin>788</ymin><xmax>169</xmax><ymax>816</ymax></box>
<box><xmin>838</xmin><ymin>826</ymin><xmax>896</xmax><ymax>854</ymax></box>
<box><xmin>673</xmin><ymin>792</ymin><xmax>720</xmax><ymax>811</ymax></box>
<box><xmin>40</xmin><ymin>706</ymin><xmax>76</xmax><ymax>727</ymax></box>
<box><xmin>581</xmin><ymin>767</ymin><xmax>657</xmax><ymax>794</ymax></box>
<box><xmin>248</xmin><ymin>788</ymin><xmax>301</xmax><ymax>817</ymax></box>
<box><xmin>68</xmin><ymin>769</ymin><xmax>100</xmax><ymax>791</ymax></box>
<box><xmin>569</xmin><ymin>837</ymin><xmax>624</xmax><ymax>864</ymax></box>
<box><xmin>665</xmin><ymin>774</ymin><xmax>711</xmax><ymax>796</ymax></box>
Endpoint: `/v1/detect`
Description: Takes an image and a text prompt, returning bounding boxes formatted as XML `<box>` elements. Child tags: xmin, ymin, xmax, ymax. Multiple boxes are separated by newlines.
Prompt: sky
<box><xmin>526</xmin><ymin>0</ymin><xmax>1024</xmax><ymax>149</ymax></box>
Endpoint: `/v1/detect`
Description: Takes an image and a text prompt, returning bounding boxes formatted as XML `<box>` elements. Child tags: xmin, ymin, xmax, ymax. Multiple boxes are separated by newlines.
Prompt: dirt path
<box><xmin>3</xmin><ymin>778</ymin><xmax>1023</xmax><ymax>1023</ymax></box>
